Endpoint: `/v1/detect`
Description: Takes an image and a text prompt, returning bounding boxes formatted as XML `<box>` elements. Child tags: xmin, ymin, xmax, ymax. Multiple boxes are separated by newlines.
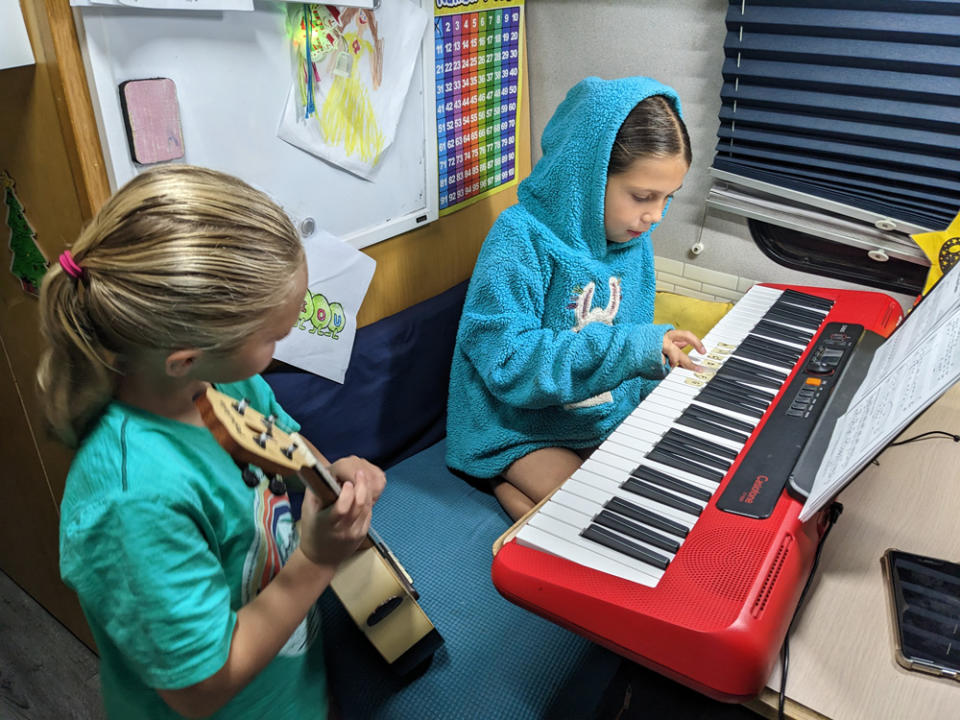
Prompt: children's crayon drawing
<box><xmin>297</xmin><ymin>289</ymin><xmax>347</xmax><ymax>340</ymax></box>
<box><xmin>278</xmin><ymin>1</ymin><xmax>429</xmax><ymax>180</ymax></box>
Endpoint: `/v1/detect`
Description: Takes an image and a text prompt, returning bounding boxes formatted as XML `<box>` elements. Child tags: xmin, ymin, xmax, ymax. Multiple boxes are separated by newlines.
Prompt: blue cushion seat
<box><xmin>265</xmin><ymin>283</ymin><xmax>620</xmax><ymax>718</ymax></box>
<box><xmin>319</xmin><ymin>439</ymin><xmax>620</xmax><ymax>719</ymax></box>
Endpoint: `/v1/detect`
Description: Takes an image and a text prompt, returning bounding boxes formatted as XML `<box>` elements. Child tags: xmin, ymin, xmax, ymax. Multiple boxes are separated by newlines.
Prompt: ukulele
<box><xmin>194</xmin><ymin>386</ymin><xmax>443</xmax><ymax>675</ymax></box>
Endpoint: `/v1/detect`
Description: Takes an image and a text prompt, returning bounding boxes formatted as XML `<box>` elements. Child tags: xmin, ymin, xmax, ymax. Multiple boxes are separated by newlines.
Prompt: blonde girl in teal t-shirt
<box><xmin>38</xmin><ymin>165</ymin><xmax>385</xmax><ymax>719</ymax></box>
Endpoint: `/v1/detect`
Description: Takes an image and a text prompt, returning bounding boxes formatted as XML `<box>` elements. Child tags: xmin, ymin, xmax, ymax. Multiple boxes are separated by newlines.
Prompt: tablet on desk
<box><xmin>882</xmin><ymin>548</ymin><xmax>960</xmax><ymax>682</ymax></box>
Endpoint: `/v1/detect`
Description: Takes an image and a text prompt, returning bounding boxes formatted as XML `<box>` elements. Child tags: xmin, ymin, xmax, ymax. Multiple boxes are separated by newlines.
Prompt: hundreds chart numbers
<box><xmin>435</xmin><ymin>2</ymin><xmax>522</xmax><ymax>214</ymax></box>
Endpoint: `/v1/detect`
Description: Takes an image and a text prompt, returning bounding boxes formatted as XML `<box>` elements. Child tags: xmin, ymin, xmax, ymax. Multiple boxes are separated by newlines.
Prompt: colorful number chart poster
<box><xmin>434</xmin><ymin>0</ymin><xmax>524</xmax><ymax>215</ymax></box>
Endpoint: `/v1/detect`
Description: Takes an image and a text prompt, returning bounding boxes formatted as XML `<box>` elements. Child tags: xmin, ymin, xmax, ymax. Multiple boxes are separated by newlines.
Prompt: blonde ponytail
<box><xmin>37</xmin><ymin>165</ymin><xmax>305</xmax><ymax>446</ymax></box>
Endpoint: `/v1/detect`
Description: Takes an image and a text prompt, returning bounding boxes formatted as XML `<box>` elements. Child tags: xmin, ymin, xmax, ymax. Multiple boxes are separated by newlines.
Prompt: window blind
<box><xmin>711</xmin><ymin>0</ymin><xmax>960</xmax><ymax>243</ymax></box>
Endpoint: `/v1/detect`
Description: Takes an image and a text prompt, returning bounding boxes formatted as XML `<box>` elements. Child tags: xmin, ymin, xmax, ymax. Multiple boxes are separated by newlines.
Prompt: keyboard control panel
<box><xmin>716</xmin><ymin>322</ymin><xmax>864</xmax><ymax>519</ymax></box>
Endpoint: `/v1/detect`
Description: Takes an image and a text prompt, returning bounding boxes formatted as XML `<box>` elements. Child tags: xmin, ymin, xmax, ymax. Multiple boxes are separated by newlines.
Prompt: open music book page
<box><xmin>800</xmin><ymin>274</ymin><xmax>960</xmax><ymax>522</ymax></box>
<box><xmin>851</xmin><ymin>268</ymin><xmax>960</xmax><ymax>405</ymax></box>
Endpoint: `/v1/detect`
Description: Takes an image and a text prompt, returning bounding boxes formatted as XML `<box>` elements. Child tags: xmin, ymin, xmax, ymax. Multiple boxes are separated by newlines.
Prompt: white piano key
<box><xmin>741</xmin><ymin>333</ymin><xmax>807</xmax><ymax>357</ymax></box>
<box><xmin>538</xmin><ymin>496</ymin><xmax>678</xmax><ymax>564</ymax></box>
<box><xmin>613</xmin><ymin>420</ymin><xmax>662</xmax><ymax>447</ymax></box>
<box><xmin>526</xmin><ymin>512</ymin><xmax>667</xmax><ymax>582</ymax></box>
<box><xmin>650</xmin><ymin>381</ymin><xmax>701</xmax><ymax>403</ymax></box>
<box><xmin>563</xmin><ymin>472</ymin><xmax>697</xmax><ymax>527</ymax></box>
<box><xmin>628</xmin><ymin>456</ymin><xmax>719</xmax><ymax>495</ymax></box>
<box><xmin>515</xmin><ymin>523</ymin><xmax>661</xmax><ymax>587</ymax></box>
<box><xmin>588</xmin><ymin>440</ymin><xmax>721</xmax><ymax>493</ymax></box>
<box><xmin>779</xmin><ymin>295</ymin><xmax>830</xmax><ymax>314</ymax></box>
<box><xmin>603</xmin><ymin>431</ymin><xmax>726</xmax><ymax>485</ymax></box>
<box><xmin>631</xmin><ymin>416</ymin><xmax>745</xmax><ymax>456</ymax></box>
<box><xmin>661</xmin><ymin>371</ymin><xmax>777</xmax><ymax>402</ymax></box>
<box><xmin>564</xmin><ymin>461</ymin><xmax>717</xmax><ymax>513</ymax></box>
<box><xmin>656</xmin><ymin>421</ymin><xmax>745</xmax><ymax>454</ymax></box>
<box><xmin>588</xmin><ymin>442</ymin><xmax>647</xmax><ymax>472</ymax></box>
<box><xmin>721</xmin><ymin>352</ymin><xmax>794</xmax><ymax>375</ymax></box>
<box><xmin>662</xmin><ymin>394</ymin><xmax>761</xmax><ymax>428</ymax></box>
<box><xmin>747</xmin><ymin>329</ymin><xmax>808</xmax><ymax>352</ymax></box>
<box><xmin>622</xmin><ymin>409</ymin><xmax>745</xmax><ymax>455</ymax></box>
<box><xmin>550</xmin><ymin>487</ymin><xmax>691</xmax><ymax>538</ymax></box>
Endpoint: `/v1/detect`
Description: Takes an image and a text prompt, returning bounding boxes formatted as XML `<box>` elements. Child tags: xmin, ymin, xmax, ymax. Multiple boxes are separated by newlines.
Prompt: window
<box><xmin>709</xmin><ymin>1</ymin><xmax>960</xmax><ymax>277</ymax></box>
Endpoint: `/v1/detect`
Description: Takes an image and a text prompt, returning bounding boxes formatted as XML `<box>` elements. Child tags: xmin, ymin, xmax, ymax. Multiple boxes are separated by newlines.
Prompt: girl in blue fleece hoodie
<box><xmin>446</xmin><ymin>76</ymin><xmax>707</xmax><ymax>520</ymax></box>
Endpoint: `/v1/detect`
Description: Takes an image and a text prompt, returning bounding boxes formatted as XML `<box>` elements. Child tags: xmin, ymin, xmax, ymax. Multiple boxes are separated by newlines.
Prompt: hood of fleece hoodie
<box><xmin>517</xmin><ymin>76</ymin><xmax>683</xmax><ymax>260</ymax></box>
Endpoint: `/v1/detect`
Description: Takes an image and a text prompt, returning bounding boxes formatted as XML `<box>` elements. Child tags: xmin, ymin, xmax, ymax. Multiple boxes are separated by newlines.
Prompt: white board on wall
<box><xmin>75</xmin><ymin>0</ymin><xmax>437</xmax><ymax>249</ymax></box>
<box><xmin>1</xmin><ymin>1</ymin><xmax>35</xmax><ymax>69</ymax></box>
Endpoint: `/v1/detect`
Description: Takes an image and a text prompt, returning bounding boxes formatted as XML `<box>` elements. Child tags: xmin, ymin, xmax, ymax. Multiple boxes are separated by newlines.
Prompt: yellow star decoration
<box><xmin>912</xmin><ymin>210</ymin><xmax>960</xmax><ymax>295</ymax></box>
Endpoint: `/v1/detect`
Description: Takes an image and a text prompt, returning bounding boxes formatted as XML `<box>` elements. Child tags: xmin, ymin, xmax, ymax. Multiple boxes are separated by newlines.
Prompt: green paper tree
<box><xmin>2</xmin><ymin>171</ymin><xmax>49</xmax><ymax>296</ymax></box>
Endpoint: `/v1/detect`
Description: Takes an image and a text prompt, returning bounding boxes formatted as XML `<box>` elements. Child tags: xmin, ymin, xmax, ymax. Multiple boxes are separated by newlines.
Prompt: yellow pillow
<box><xmin>653</xmin><ymin>291</ymin><xmax>734</xmax><ymax>340</ymax></box>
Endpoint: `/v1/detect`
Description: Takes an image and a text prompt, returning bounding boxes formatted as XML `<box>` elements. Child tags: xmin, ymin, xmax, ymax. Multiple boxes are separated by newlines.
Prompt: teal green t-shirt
<box><xmin>59</xmin><ymin>376</ymin><xmax>328</xmax><ymax>719</ymax></box>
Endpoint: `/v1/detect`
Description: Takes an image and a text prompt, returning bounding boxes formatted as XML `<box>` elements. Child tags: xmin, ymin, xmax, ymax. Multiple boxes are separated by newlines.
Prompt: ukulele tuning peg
<box><xmin>282</xmin><ymin>442</ymin><xmax>298</xmax><ymax>459</ymax></box>
<box><xmin>234</xmin><ymin>398</ymin><xmax>249</xmax><ymax>415</ymax></box>
<box><xmin>241</xmin><ymin>467</ymin><xmax>260</xmax><ymax>488</ymax></box>
<box><xmin>255</xmin><ymin>431</ymin><xmax>269</xmax><ymax>449</ymax></box>
<box><xmin>269</xmin><ymin>475</ymin><xmax>287</xmax><ymax>496</ymax></box>
<box><xmin>264</xmin><ymin>414</ymin><xmax>276</xmax><ymax>436</ymax></box>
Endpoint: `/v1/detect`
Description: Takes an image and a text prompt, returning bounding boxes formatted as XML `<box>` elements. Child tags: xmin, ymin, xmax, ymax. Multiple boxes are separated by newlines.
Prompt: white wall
<box><xmin>524</xmin><ymin>1</ymin><xmax>913</xmax><ymax>307</ymax></box>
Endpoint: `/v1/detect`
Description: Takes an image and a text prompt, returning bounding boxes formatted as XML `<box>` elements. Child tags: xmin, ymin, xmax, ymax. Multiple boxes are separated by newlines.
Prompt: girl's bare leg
<box><xmin>497</xmin><ymin>447</ymin><xmax>584</xmax><ymax>521</ymax></box>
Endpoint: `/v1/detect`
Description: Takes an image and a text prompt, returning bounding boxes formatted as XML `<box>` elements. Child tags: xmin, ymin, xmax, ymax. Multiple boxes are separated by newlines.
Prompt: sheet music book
<box><xmin>800</xmin><ymin>268</ymin><xmax>960</xmax><ymax>521</ymax></box>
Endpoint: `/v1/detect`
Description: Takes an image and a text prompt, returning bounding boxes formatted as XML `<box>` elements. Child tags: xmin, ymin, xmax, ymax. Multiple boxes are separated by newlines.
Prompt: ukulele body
<box><xmin>195</xmin><ymin>386</ymin><xmax>443</xmax><ymax>674</ymax></box>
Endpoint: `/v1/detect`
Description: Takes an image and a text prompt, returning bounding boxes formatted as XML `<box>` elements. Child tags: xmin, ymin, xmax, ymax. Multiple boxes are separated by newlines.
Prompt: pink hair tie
<box><xmin>59</xmin><ymin>250</ymin><xmax>84</xmax><ymax>280</ymax></box>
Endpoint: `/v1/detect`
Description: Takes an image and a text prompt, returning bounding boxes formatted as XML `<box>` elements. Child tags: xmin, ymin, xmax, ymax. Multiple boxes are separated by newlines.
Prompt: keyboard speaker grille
<box><xmin>681</xmin><ymin>526</ymin><xmax>775</xmax><ymax>604</ymax></box>
<box><xmin>751</xmin><ymin>534</ymin><xmax>793</xmax><ymax>619</ymax></box>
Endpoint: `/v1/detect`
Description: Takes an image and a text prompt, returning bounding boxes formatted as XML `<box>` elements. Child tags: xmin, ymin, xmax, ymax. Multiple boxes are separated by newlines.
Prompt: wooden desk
<box><xmin>747</xmin><ymin>383</ymin><xmax>960</xmax><ymax>720</ymax></box>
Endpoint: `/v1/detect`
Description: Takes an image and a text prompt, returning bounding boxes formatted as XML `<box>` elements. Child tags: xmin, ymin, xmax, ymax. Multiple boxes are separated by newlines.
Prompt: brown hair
<box><xmin>37</xmin><ymin>165</ymin><xmax>305</xmax><ymax>446</ymax></box>
<box><xmin>609</xmin><ymin>94</ymin><xmax>692</xmax><ymax>175</ymax></box>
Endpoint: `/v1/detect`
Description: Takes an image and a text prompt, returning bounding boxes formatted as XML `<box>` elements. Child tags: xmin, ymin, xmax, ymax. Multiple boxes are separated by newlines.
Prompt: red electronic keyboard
<box><xmin>491</xmin><ymin>284</ymin><xmax>903</xmax><ymax>702</ymax></box>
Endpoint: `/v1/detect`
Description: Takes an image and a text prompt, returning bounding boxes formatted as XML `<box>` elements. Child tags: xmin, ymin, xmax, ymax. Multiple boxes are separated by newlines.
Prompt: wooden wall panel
<box><xmin>0</xmin><ymin>1</ymin><xmax>95</xmax><ymax>649</ymax></box>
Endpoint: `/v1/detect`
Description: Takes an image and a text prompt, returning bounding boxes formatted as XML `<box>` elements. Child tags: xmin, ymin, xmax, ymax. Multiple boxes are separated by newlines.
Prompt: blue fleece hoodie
<box><xmin>446</xmin><ymin>76</ymin><xmax>680</xmax><ymax>479</ymax></box>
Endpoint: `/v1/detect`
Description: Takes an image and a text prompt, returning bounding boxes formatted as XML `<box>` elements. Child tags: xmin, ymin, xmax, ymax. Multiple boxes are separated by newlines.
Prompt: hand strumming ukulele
<box><xmin>194</xmin><ymin>386</ymin><xmax>443</xmax><ymax>675</ymax></box>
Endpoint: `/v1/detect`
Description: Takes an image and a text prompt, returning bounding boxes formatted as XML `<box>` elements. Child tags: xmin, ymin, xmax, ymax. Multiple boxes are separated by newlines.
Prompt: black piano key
<box><xmin>713</xmin><ymin>364</ymin><xmax>783</xmax><ymax>392</ymax></box>
<box><xmin>664</xmin><ymin>428</ymin><xmax>739</xmax><ymax>460</ymax></box>
<box><xmin>722</xmin><ymin>356</ymin><xmax>789</xmax><ymax>382</ymax></box>
<box><xmin>742</xmin><ymin>333</ymin><xmax>803</xmax><ymax>357</ymax></box>
<box><xmin>774</xmin><ymin>291</ymin><xmax>830</xmax><ymax>314</ymax></box>
<box><xmin>581</xmin><ymin>524</ymin><xmax>671</xmax><ymax>570</ymax></box>
<box><xmin>739</xmin><ymin>336</ymin><xmax>801</xmax><ymax>365</ymax></box>
<box><xmin>758</xmin><ymin>314</ymin><xmax>816</xmax><ymax>336</ymax></box>
<box><xmin>754</xmin><ymin>319</ymin><xmax>813</xmax><ymax>345</ymax></box>
<box><xmin>731</xmin><ymin>346</ymin><xmax>794</xmax><ymax>373</ymax></box>
<box><xmin>768</xmin><ymin>298</ymin><xmax>823</xmax><ymax>320</ymax></box>
<box><xmin>604</xmin><ymin>496</ymin><xmax>689</xmax><ymax>539</ymax></box>
<box><xmin>766</xmin><ymin>304</ymin><xmax>823</xmax><ymax>330</ymax></box>
<box><xmin>594</xmin><ymin>509</ymin><xmax>680</xmax><ymax>554</ymax></box>
<box><xmin>646</xmin><ymin>447</ymin><xmax>726</xmax><ymax>482</ymax></box>
<box><xmin>631</xmin><ymin>463</ymin><xmax>714</xmax><ymax>502</ymax></box>
<box><xmin>743</xmin><ymin>334</ymin><xmax>803</xmax><ymax>359</ymax></box>
<box><xmin>622</xmin><ymin>477</ymin><xmax>703</xmax><ymax>516</ymax></box>
<box><xmin>697</xmin><ymin>387</ymin><xmax>768</xmax><ymax>416</ymax></box>
<box><xmin>705</xmin><ymin>376</ymin><xmax>777</xmax><ymax>407</ymax></box>
<box><xmin>656</xmin><ymin>437</ymin><xmax>731</xmax><ymax>473</ymax></box>
<box><xmin>781</xmin><ymin>289</ymin><xmax>834</xmax><ymax>312</ymax></box>
<box><xmin>698</xmin><ymin>378</ymin><xmax>771</xmax><ymax>410</ymax></box>
<box><xmin>675</xmin><ymin>413</ymin><xmax>751</xmax><ymax>444</ymax></box>
<box><xmin>695</xmin><ymin>392</ymin><xmax>765</xmax><ymax>420</ymax></box>
<box><xmin>683</xmin><ymin>403</ymin><xmax>756</xmax><ymax>434</ymax></box>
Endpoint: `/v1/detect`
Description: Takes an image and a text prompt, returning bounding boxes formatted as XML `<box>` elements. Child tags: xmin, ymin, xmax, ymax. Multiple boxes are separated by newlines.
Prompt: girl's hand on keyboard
<box><xmin>662</xmin><ymin>330</ymin><xmax>706</xmax><ymax>372</ymax></box>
